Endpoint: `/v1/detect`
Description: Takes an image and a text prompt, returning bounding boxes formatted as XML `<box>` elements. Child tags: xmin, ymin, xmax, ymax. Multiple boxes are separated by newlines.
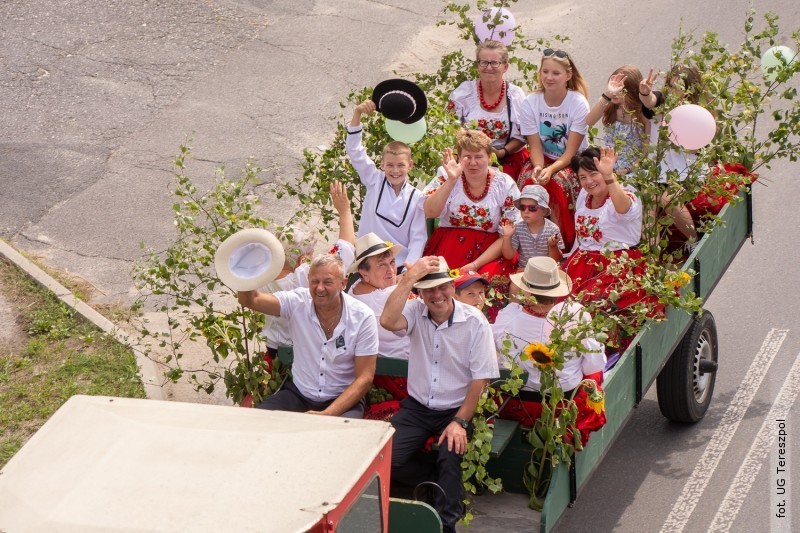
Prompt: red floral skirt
<box><xmin>563</xmin><ymin>248</ymin><xmax>658</xmax><ymax>312</ymax></box>
<box><xmin>499</xmin><ymin>147</ymin><xmax>531</xmax><ymax>181</ymax></box>
<box><xmin>423</xmin><ymin>226</ymin><xmax>517</xmax><ymax>278</ymax></box>
<box><xmin>518</xmin><ymin>157</ymin><xmax>579</xmax><ymax>250</ymax></box>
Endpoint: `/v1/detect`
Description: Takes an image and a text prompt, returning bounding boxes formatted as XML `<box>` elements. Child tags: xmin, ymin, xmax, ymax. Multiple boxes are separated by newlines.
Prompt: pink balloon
<box><xmin>667</xmin><ymin>104</ymin><xmax>716</xmax><ymax>150</ymax></box>
<box><xmin>474</xmin><ymin>8</ymin><xmax>516</xmax><ymax>46</ymax></box>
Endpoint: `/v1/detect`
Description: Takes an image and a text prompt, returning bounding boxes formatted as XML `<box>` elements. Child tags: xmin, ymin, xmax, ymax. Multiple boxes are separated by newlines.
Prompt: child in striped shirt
<box><xmin>501</xmin><ymin>185</ymin><xmax>564</xmax><ymax>268</ymax></box>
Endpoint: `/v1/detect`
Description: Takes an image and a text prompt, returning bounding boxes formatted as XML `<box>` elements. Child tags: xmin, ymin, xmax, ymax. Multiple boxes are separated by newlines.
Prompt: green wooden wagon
<box><xmin>279</xmin><ymin>189</ymin><xmax>751</xmax><ymax>531</ymax></box>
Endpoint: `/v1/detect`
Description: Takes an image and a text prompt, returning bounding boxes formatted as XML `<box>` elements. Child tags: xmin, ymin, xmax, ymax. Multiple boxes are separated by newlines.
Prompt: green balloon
<box><xmin>385</xmin><ymin>118</ymin><xmax>427</xmax><ymax>144</ymax></box>
<box><xmin>761</xmin><ymin>46</ymin><xmax>796</xmax><ymax>82</ymax></box>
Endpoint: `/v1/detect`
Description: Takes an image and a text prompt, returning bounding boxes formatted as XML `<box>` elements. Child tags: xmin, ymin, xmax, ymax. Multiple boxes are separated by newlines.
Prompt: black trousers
<box><xmin>390</xmin><ymin>397</ymin><xmax>467</xmax><ymax>533</ymax></box>
<box><xmin>255</xmin><ymin>379</ymin><xmax>365</xmax><ymax>418</ymax></box>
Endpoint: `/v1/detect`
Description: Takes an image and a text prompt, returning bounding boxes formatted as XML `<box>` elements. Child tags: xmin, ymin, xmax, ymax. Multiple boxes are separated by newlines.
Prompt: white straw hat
<box><xmin>412</xmin><ymin>257</ymin><xmax>456</xmax><ymax>290</ymax></box>
<box><xmin>348</xmin><ymin>233</ymin><xmax>403</xmax><ymax>274</ymax></box>
<box><xmin>509</xmin><ymin>256</ymin><xmax>572</xmax><ymax>298</ymax></box>
<box><xmin>215</xmin><ymin>229</ymin><xmax>285</xmax><ymax>291</ymax></box>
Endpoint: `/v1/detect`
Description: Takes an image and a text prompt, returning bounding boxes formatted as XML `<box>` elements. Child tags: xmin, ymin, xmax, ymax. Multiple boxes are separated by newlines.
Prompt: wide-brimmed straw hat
<box><xmin>348</xmin><ymin>233</ymin><xmax>403</xmax><ymax>274</ymax></box>
<box><xmin>372</xmin><ymin>79</ymin><xmax>428</xmax><ymax>125</ymax></box>
<box><xmin>510</xmin><ymin>256</ymin><xmax>572</xmax><ymax>298</ymax></box>
<box><xmin>215</xmin><ymin>229</ymin><xmax>285</xmax><ymax>291</ymax></box>
<box><xmin>412</xmin><ymin>257</ymin><xmax>457</xmax><ymax>290</ymax></box>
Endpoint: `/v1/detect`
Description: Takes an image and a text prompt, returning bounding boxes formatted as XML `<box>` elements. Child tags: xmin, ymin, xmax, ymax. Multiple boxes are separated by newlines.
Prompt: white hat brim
<box><xmin>215</xmin><ymin>229</ymin><xmax>285</xmax><ymax>291</ymax></box>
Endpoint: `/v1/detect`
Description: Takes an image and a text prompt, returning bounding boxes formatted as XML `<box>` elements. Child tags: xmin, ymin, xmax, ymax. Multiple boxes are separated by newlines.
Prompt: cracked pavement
<box><xmin>0</xmin><ymin>0</ymin><xmax>440</xmax><ymax>303</ymax></box>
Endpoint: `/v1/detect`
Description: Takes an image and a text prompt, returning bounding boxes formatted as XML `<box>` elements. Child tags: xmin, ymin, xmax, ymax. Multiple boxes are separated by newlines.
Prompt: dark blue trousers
<box><xmin>390</xmin><ymin>397</ymin><xmax>467</xmax><ymax>533</ymax></box>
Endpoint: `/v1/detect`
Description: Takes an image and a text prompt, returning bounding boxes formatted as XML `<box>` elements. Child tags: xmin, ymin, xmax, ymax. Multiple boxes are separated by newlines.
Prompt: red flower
<box><xmin>485</xmin><ymin>130</ymin><xmax>495</xmax><ymax>139</ymax></box>
<box><xmin>328</xmin><ymin>244</ymin><xmax>339</xmax><ymax>254</ymax></box>
<box><xmin>449</xmin><ymin>216</ymin><xmax>461</xmax><ymax>226</ymax></box>
<box><xmin>591</xmin><ymin>229</ymin><xmax>603</xmax><ymax>241</ymax></box>
<box><xmin>459</xmin><ymin>204</ymin><xmax>469</xmax><ymax>214</ymax></box>
<box><xmin>478</xmin><ymin>119</ymin><xmax>487</xmax><ymax>128</ymax></box>
<box><xmin>499</xmin><ymin>132</ymin><xmax>508</xmax><ymax>139</ymax></box>
<box><xmin>504</xmin><ymin>196</ymin><xmax>515</xmax><ymax>207</ymax></box>
<box><xmin>481</xmin><ymin>221</ymin><xmax>493</xmax><ymax>231</ymax></box>
<box><xmin>576</xmin><ymin>215</ymin><xmax>585</xmax><ymax>225</ymax></box>
<box><xmin>464</xmin><ymin>216</ymin><xmax>476</xmax><ymax>226</ymax></box>
<box><xmin>578</xmin><ymin>226</ymin><xmax>590</xmax><ymax>238</ymax></box>
<box><xmin>500</xmin><ymin>217</ymin><xmax>511</xmax><ymax>227</ymax></box>
<box><xmin>446</xmin><ymin>100</ymin><xmax>455</xmax><ymax>111</ymax></box>
<box><xmin>477</xmin><ymin>207</ymin><xmax>487</xmax><ymax>216</ymax></box>
<box><xmin>494</xmin><ymin>120</ymin><xmax>504</xmax><ymax>129</ymax></box>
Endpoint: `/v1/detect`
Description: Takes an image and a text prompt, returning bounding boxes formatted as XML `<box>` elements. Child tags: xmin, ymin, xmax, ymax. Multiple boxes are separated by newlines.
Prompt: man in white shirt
<box><xmin>238</xmin><ymin>254</ymin><xmax>378</xmax><ymax>418</ymax></box>
<box><xmin>381</xmin><ymin>256</ymin><xmax>499</xmax><ymax>533</ymax></box>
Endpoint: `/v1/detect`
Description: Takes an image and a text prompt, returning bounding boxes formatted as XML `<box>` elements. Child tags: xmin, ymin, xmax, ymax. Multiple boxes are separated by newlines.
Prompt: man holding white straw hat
<box><xmin>381</xmin><ymin>255</ymin><xmax>498</xmax><ymax>533</ymax></box>
<box><xmin>347</xmin><ymin>233</ymin><xmax>409</xmax><ymax>360</ymax></box>
<box><xmin>238</xmin><ymin>253</ymin><xmax>378</xmax><ymax>418</ymax></box>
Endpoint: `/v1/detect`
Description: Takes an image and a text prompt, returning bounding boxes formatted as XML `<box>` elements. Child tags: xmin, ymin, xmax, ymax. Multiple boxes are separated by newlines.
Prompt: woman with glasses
<box><xmin>447</xmin><ymin>40</ymin><xmax>529</xmax><ymax>180</ymax></box>
<box><xmin>518</xmin><ymin>48</ymin><xmax>591</xmax><ymax>250</ymax></box>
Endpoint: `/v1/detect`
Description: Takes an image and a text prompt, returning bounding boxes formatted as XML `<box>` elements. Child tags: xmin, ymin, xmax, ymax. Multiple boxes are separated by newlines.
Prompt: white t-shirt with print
<box><xmin>519</xmin><ymin>90</ymin><xmax>590</xmax><ymax>160</ymax></box>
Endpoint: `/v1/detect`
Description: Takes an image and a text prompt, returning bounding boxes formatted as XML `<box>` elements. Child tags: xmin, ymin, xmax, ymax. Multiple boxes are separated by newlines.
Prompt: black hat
<box><xmin>371</xmin><ymin>79</ymin><xmax>428</xmax><ymax>125</ymax></box>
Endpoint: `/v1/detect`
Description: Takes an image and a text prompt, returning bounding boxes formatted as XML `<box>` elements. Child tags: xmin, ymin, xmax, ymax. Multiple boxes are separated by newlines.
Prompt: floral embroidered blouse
<box><xmin>573</xmin><ymin>185</ymin><xmax>642</xmax><ymax>251</ymax></box>
<box><xmin>447</xmin><ymin>80</ymin><xmax>527</xmax><ymax>149</ymax></box>
<box><xmin>423</xmin><ymin>168</ymin><xmax>521</xmax><ymax>233</ymax></box>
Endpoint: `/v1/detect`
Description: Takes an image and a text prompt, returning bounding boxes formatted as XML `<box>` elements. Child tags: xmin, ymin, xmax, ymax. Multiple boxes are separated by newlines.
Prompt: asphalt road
<box><xmin>2</xmin><ymin>0</ymin><xmax>799</xmax><ymax>531</ymax></box>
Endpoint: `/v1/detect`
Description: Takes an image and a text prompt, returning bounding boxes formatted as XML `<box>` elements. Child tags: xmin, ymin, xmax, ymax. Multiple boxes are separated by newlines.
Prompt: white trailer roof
<box><xmin>0</xmin><ymin>395</ymin><xmax>394</xmax><ymax>532</ymax></box>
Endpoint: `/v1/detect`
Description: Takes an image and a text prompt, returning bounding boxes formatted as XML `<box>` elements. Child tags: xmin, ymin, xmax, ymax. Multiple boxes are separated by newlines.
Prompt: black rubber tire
<box><xmin>657</xmin><ymin>310</ymin><xmax>719</xmax><ymax>423</ymax></box>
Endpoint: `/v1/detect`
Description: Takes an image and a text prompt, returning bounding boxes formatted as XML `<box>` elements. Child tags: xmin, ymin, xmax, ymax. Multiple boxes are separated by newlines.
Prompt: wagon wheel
<box><xmin>656</xmin><ymin>310</ymin><xmax>719</xmax><ymax>423</ymax></box>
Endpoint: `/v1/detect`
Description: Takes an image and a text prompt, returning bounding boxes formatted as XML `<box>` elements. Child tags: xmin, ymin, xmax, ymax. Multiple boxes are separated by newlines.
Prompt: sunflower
<box><xmin>523</xmin><ymin>342</ymin><xmax>555</xmax><ymax>369</ymax></box>
<box><xmin>449</xmin><ymin>268</ymin><xmax>460</xmax><ymax>279</ymax></box>
<box><xmin>582</xmin><ymin>379</ymin><xmax>606</xmax><ymax>415</ymax></box>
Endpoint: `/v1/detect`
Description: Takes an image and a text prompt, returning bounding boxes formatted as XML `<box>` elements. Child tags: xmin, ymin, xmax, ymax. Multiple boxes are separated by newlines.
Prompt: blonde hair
<box><xmin>382</xmin><ymin>141</ymin><xmax>412</xmax><ymax>160</ymax></box>
<box><xmin>536</xmin><ymin>51</ymin><xmax>589</xmax><ymax>99</ymax></box>
<box><xmin>455</xmin><ymin>129</ymin><xmax>493</xmax><ymax>156</ymax></box>
<box><xmin>476</xmin><ymin>40</ymin><xmax>509</xmax><ymax>63</ymax></box>
<box><xmin>602</xmin><ymin>65</ymin><xmax>647</xmax><ymax>128</ymax></box>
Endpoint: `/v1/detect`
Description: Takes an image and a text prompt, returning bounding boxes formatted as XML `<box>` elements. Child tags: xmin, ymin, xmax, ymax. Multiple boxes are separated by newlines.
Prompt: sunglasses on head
<box><xmin>518</xmin><ymin>204</ymin><xmax>541</xmax><ymax>212</ymax></box>
<box><xmin>543</xmin><ymin>48</ymin><xmax>569</xmax><ymax>60</ymax></box>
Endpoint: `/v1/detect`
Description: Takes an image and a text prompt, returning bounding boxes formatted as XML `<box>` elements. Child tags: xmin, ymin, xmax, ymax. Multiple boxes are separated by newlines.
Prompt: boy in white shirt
<box><xmin>346</xmin><ymin>101</ymin><xmax>428</xmax><ymax>270</ymax></box>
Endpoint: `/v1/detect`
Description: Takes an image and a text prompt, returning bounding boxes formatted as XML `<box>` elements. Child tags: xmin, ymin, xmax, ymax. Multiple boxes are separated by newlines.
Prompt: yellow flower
<box><xmin>523</xmin><ymin>342</ymin><xmax>555</xmax><ymax>369</ymax></box>
<box><xmin>384</xmin><ymin>241</ymin><xmax>394</xmax><ymax>248</ymax></box>
<box><xmin>230</xmin><ymin>214</ymin><xmax>238</xmax><ymax>220</ymax></box>
<box><xmin>449</xmin><ymin>268</ymin><xmax>460</xmax><ymax>279</ymax></box>
<box><xmin>582</xmin><ymin>380</ymin><xmax>605</xmax><ymax>415</ymax></box>
<box><xmin>665</xmin><ymin>271</ymin><xmax>692</xmax><ymax>288</ymax></box>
